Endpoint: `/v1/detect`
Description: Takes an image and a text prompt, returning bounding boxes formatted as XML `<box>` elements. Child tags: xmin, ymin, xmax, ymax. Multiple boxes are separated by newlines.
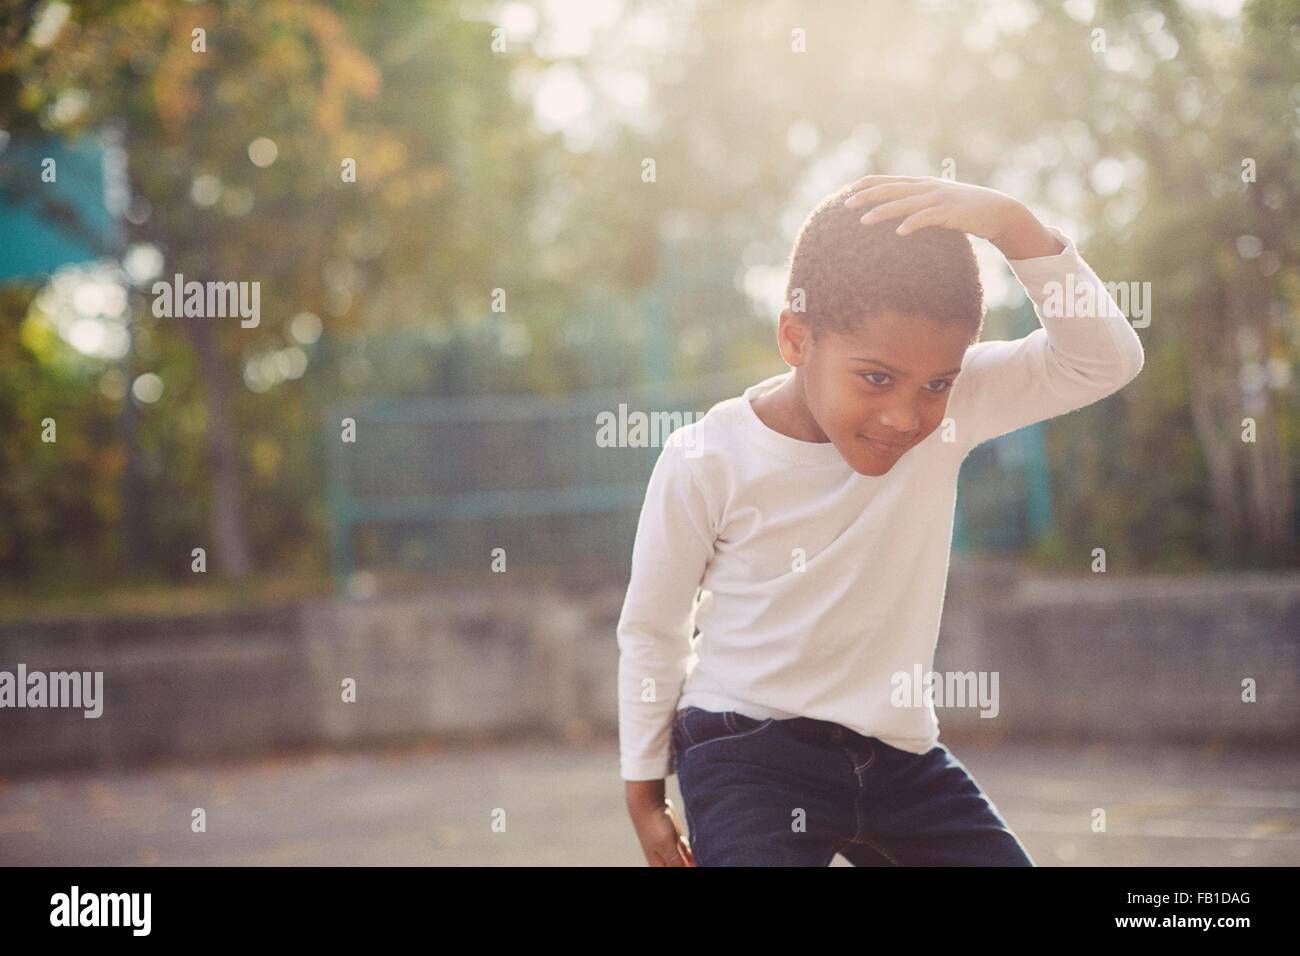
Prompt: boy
<box><xmin>618</xmin><ymin>174</ymin><xmax>1146</xmax><ymax>866</ymax></box>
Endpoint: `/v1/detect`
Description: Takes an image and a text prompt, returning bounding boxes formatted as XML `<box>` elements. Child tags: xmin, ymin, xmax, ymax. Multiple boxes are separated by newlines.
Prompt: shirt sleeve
<box><xmin>617</xmin><ymin>433</ymin><xmax>718</xmax><ymax>781</ymax></box>
<box><xmin>946</xmin><ymin>224</ymin><xmax>1146</xmax><ymax>455</ymax></box>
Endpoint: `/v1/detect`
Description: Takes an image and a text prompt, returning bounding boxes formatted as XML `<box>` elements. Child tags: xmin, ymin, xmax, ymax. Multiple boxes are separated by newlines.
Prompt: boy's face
<box><xmin>778</xmin><ymin>307</ymin><xmax>973</xmax><ymax>477</ymax></box>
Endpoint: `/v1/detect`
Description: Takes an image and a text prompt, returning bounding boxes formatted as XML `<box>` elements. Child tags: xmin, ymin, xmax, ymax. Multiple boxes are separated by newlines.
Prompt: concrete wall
<box><xmin>933</xmin><ymin>559</ymin><xmax>1300</xmax><ymax>744</ymax></box>
<box><xmin>1</xmin><ymin>559</ymin><xmax>1296</xmax><ymax>774</ymax></box>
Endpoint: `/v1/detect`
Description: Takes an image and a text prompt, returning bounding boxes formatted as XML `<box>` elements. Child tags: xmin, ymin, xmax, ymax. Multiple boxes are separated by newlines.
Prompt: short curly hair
<box><xmin>784</xmin><ymin>183</ymin><xmax>984</xmax><ymax>344</ymax></box>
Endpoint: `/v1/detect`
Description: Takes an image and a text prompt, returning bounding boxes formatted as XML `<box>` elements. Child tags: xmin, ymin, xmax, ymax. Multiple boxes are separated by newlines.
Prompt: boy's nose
<box><xmin>877</xmin><ymin>403</ymin><xmax>921</xmax><ymax>435</ymax></box>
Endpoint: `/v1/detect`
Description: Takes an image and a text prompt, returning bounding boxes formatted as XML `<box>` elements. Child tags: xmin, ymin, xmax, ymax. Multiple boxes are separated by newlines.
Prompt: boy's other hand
<box><xmin>843</xmin><ymin>174</ymin><xmax>1064</xmax><ymax>259</ymax></box>
<box><xmin>627</xmin><ymin>782</ymin><xmax>695</xmax><ymax>866</ymax></box>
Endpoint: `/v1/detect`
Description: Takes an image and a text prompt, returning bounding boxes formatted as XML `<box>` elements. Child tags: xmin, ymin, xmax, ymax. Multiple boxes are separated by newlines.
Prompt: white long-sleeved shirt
<box><xmin>616</xmin><ymin>225</ymin><xmax>1145</xmax><ymax>780</ymax></box>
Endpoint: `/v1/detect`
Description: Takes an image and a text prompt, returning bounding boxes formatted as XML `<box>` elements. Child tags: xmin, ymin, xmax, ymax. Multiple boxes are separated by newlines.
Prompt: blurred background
<box><xmin>0</xmin><ymin>0</ymin><xmax>1296</xmax><ymax>865</ymax></box>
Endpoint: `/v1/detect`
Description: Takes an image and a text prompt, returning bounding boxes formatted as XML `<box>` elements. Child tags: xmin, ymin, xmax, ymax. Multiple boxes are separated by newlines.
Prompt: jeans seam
<box><xmin>676</xmin><ymin>708</ymin><xmax>697</xmax><ymax>747</ymax></box>
<box><xmin>679</xmin><ymin>718</ymin><xmax>777</xmax><ymax>758</ymax></box>
<box><xmin>853</xmin><ymin>744</ymin><xmax>876</xmax><ymax>776</ymax></box>
<box><xmin>852</xmin><ymin>763</ymin><xmax>865</xmax><ymax>842</ymax></box>
<box><xmin>850</xmin><ymin>835</ymin><xmax>903</xmax><ymax>866</ymax></box>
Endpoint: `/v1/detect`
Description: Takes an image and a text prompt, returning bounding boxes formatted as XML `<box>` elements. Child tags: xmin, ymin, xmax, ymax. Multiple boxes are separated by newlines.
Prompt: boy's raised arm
<box><xmin>948</xmin><ymin>219</ymin><xmax>1146</xmax><ymax>454</ymax></box>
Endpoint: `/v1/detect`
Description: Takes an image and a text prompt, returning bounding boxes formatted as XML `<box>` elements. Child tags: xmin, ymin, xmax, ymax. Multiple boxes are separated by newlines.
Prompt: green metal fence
<box><xmin>323</xmin><ymin>368</ymin><xmax>1054</xmax><ymax>585</ymax></box>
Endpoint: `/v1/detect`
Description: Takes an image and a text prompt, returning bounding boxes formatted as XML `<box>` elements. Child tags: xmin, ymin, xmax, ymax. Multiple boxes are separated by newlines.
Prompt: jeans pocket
<box><xmin>674</xmin><ymin>706</ymin><xmax>777</xmax><ymax>759</ymax></box>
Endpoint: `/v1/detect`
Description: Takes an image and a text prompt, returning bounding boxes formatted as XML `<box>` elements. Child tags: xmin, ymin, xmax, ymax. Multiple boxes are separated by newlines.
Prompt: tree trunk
<box><xmin>181</xmin><ymin>314</ymin><xmax>253</xmax><ymax>578</ymax></box>
<box><xmin>1188</xmin><ymin>278</ymin><xmax>1297</xmax><ymax>568</ymax></box>
<box><xmin>1187</xmin><ymin>360</ymin><xmax>1246</xmax><ymax>563</ymax></box>
<box><xmin>118</xmin><ymin>329</ymin><xmax>151</xmax><ymax>567</ymax></box>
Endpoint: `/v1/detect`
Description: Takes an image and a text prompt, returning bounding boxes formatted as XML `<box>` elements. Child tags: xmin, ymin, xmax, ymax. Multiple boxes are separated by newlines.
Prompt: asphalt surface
<box><xmin>1</xmin><ymin>734</ymin><xmax>1296</xmax><ymax>866</ymax></box>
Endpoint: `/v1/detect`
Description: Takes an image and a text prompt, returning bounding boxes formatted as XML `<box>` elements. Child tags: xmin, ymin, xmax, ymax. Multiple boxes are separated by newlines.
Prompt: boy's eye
<box><xmin>859</xmin><ymin>372</ymin><xmax>955</xmax><ymax>393</ymax></box>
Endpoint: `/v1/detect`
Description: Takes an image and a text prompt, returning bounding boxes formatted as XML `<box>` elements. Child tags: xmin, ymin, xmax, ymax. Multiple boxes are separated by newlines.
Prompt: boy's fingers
<box><xmin>848</xmin><ymin>174</ymin><xmax>929</xmax><ymax>189</ymax></box>
<box><xmin>664</xmin><ymin>797</ymin><xmax>685</xmax><ymax>832</ymax></box>
<box><xmin>844</xmin><ymin>181</ymin><xmax>932</xmax><ymax>208</ymax></box>
<box><xmin>857</xmin><ymin>191</ymin><xmax>943</xmax><ymax>226</ymax></box>
<box><xmin>894</xmin><ymin>205</ymin><xmax>950</xmax><ymax>235</ymax></box>
<box><xmin>660</xmin><ymin>839</ymin><xmax>690</xmax><ymax>865</ymax></box>
<box><xmin>677</xmin><ymin>831</ymin><xmax>694</xmax><ymax>862</ymax></box>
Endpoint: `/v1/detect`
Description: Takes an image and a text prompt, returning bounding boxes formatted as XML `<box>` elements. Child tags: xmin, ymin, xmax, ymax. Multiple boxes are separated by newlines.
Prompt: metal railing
<box><xmin>323</xmin><ymin>367</ymin><xmax>1053</xmax><ymax>585</ymax></box>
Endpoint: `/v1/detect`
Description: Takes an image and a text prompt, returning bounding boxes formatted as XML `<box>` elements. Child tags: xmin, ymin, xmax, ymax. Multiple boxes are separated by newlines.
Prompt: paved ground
<box><xmin>1</xmin><ymin>734</ymin><xmax>1297</xmax><ymax>866</ymax></box>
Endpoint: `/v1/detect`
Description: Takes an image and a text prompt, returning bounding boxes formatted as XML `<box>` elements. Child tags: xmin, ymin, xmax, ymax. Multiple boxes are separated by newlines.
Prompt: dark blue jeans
<box><xmin>670</xmin><ymin>705</ymin><xmax>1035</xmax><ymax>867</ymax></box>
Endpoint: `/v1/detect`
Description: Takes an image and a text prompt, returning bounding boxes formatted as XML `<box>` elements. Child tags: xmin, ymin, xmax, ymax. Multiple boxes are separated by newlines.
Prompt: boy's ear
<box><xmin>777</xmin><ymin>306</ymin><xmax>812</xmax><ymax>367</ymax></box>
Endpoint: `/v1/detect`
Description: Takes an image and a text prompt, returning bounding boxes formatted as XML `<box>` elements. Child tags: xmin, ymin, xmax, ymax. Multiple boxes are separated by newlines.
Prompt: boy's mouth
<box><xmin>860</xmin><ymin>434</ymin><xmax>905</xmax><ymax>452</ymax></box>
